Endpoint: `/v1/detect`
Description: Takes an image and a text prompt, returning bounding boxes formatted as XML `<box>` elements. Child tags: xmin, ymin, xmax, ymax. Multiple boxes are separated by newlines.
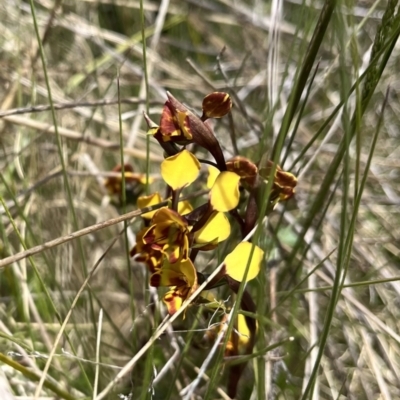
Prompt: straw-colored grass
<box><xmin>1</xmin><ymin>0</ymin><xmax>400</xmax><ymax>399</ymax></box>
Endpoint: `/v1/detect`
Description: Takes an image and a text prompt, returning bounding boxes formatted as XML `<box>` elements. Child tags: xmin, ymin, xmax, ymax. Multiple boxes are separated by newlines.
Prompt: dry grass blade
<box><xmin>1</xmin><ymin>0</ymin><xmax>400</xmax><ymax>398</ymax></box>
<box><xmin>2</xmin><ymin>115</ymin><xmax>163</xmax><ymax>161</ymax></box>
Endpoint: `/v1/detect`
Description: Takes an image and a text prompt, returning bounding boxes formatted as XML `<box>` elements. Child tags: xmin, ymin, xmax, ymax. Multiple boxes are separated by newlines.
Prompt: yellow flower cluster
<box><xmin>125</xmin><ymin>91</ymin><xmax>297</xmax><ymax>316</ymax></box>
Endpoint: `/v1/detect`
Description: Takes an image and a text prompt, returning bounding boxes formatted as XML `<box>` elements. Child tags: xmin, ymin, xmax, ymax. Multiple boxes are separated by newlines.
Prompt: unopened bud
<box><xmin>201</xmin><ymin>92</ymin><xmax>232</xmax><ymax>119</ymax></box>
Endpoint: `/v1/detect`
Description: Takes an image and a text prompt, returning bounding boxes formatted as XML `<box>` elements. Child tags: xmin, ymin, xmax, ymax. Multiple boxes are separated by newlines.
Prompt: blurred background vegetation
<box><xmin>1</xmin><ymin>0</ymin><xmax>400</xmax><ymax>399</ymax></box>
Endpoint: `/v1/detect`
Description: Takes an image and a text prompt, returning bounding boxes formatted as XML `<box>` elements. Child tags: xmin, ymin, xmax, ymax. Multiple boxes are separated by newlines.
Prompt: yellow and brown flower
<box><xmin>104</xmin><ymin>164</ymin><xmax>152</xmax><ymax>201</ymax></box>
<box><xmin>130</xmin><ymin>228</ymin><xmax>163</xmax><ymax>273</ymax></box>
<box><xmin>259</xmin><ymin>159</ymin><xmax>297</xmax><ymax>203</ymax></box>
<box><xmin>142</xmin><ymin>207</ymin><xmax>190</xmax><ymax>263</ymax></box>
<box><xmin>152</xmin><ymin>92</ymin><xmax>228</xmax><ymax>170</ymax></box>
<box><xmin>150</xmin><ymin>258</ymin><xmax>198</xmax><ymax>315</ymax></box>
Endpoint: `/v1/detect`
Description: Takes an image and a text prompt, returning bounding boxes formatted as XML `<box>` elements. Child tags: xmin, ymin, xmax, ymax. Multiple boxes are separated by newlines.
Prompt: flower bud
<box><xmin>259</xmin><ymin>159</ymin><xmax>297</xmax><ymax>202</ymax></box>
<box><xmin>201</xmin><ymin>92</ymin><xmax>232</xmax><ymax>119</ymax></box>
<box><xmin>226</xmin><ymin>156</ymin><xmax>258</xmax><ymax>190</ymax></box>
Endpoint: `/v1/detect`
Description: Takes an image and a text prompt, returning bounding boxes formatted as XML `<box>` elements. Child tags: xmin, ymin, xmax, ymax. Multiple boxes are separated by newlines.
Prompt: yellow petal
<box><xmin>161</xmin><ymin>150</ymin><xmax>200</xmax><ymax>190</ymax></box>
<box><xmin>137</xmin><ymin>192</ymin><xmax>163</xmax><ymax>219</ymax></box>
<box><xmin>237</xmin><ymin>314</ymin><xmax>250</xmax><ymax>346</ymax></box>
<box><xmin>194</xmin><ymin>212</ymin><xmax>230</xmax><ymax>244</ymax></box>
<box><xmin>152</xmin><ymin>207</ymin><xmax>188</xmax><ymax>228</ymax></box>
<box><xmin>150</xmin><ymin>269</ymin><xmax>183</xmax><ymax>287</ymax></box>
<box><xmin>224</xmin><ymin>242</ymin><xmax>264</xmax><ymax>282</ymax></box>
<box><xmin>178</xmin><ymin>200</ymin><xmax>193</xmax><ymax>215</ymax></box>
<box><xmin>151</xmin><ymin>258</ymin><xmax>197</xmax><ymax>288</ymax></box>
<box><xmin>207</xmin><ymin>166</ymin><xmax>220</xmax><ymax>189</ymax></box>
<box><xmin>179</xmin><ymin>258</ymin><xmax>197</xmax><ymax>287</ymax></box>
<box><xmin>138</xmin><ymin>175</ymin><xmax>155</xmax><ymax>185</ymax></box>
<box><xmin>210</xmin><ymin>171</ymin><xmax>240</xmax><ymax>212</ymax></box>
<box><xmin>147</xmin><ymin>127</ymin><xmax>160</xmax><ymax>136</ymax></box>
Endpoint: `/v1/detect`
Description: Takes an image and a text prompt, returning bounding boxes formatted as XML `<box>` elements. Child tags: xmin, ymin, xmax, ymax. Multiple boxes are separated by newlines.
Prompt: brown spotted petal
<box><xmin>201</xmin><ymin>92</ymin><xmax>232</xmax><ymax>119</ymax></box>
<box><xmin>159</xmin><ymin>101</ymin><xmax>193</xmax><ymax>143</ymax></box>
<box><xmin>275</xmin><ymin>169</ymin><xmax>298</xmax><ymax>200</ymax></box>
<box><xmin>226</xmin><ymin>156</ymin><xmax>258</xmax><ymax>189</ymax></box>
<box><xmin>162</xmin><ymin>287</ymin><xmax>187</xmax><ymax>316</ymax></box>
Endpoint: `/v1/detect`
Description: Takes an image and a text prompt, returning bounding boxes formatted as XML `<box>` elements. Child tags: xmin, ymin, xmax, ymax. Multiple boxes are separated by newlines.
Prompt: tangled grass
<box><xmin>1</xmin><ymin>0</ymin><xmax>400</xmax><ymax>399</ymax></box>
